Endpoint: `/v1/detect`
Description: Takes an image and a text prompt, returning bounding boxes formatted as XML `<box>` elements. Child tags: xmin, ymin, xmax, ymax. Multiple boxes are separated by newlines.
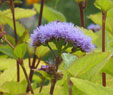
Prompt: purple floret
<box><xmin>87</xmin><ymin>24</ymin><xmax>101</xmax><ymax>32</ymax></box>
<box><xmin>30</xmin><ymin>21</ymin><xmax>95</xmax><ymax>52</ymax></box>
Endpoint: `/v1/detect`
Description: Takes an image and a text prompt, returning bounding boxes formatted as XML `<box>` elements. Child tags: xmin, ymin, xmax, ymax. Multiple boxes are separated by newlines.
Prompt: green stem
<box><xmin>47</xmin><ymin>43</ymin><xmax>57</xmax><ymax>59</ymax></box>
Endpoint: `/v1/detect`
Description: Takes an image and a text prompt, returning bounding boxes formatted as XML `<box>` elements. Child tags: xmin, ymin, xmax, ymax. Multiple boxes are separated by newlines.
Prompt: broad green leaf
<box><xmin>36</xmin><ymin>42</ymin><xmax>57</xmax><ymax>58</ymax></box>
<box><xmin>0</xmin><ymin>59</ymin><xmax>29</xmax><ymax>86</ymax></box>
<box><xmin>0</xmin><ymin>15</ymin><xmax>25</xmax><ymax>36</ymax></box>
<box><xmin>95</xmin><ymin>0</ymin><xmax>113</xmax><ymax>11</ymax></box>
<box><xmin>34</xmin><ymin>84</ymin><xmax>65</xmax><ymax>95</ymax></box>
<box><xmin>36</xmin><ymin>45</ymin><xmax>50</xmax><ymax>58</ymax></box>
<box><xmin>34</xmin><ymin>4</ymin><xmax>66</xmax><ymax>22</ymax></box>
<box><xmin>0</xmin><ymin>58</ymin><xmax>15</xmax><ymax>70</ymax></box>
<box><xmin>0</xmin><ymin>81</ymin><xmax>26</xmax><ymax>94</ymax></box>
<box><xmin>0</xmin><ymin>58</ymin><xmax>46</xmax><ymax>86</ymax></box>
<box><xmin>62</xmin><ymin>53</ymin><xmax>78</xmax><ymax>69</ymax></box>
<box><xmin>0</xmin><ymin>45</ymin><xmax>15</xmax><ymax>58</ymax></box>
<box><xmin>68</xmin><ymin>52</ymin><xmax>111</xmax><ymax>80</ymax></box>
<box><xmin>0</xmin><ymin>8</ymin><xmax>36</xmax><ymax>36</ymax></box>
<box><xmin>94</xmin><ymin>30</ymin><xmax>113</xmax><ymax>50</ymax></box>
<box><xmin>14</xmin><ymin>43</ymin><xmax>26</xmax><ymax>58</ymax></box>
<box><xmin>102</xmin><ymin>58</ymin><xmax>113</xmax><ymax>76</ymax></box>
<box><xmin>2</xmin><ymin>8</ymin><xmax>36</xmax><ymax>20</ymax></box>
<box><xmin>71</xmin><ymin>78</ymin><xmax>113</xmax><ymax>95</ymax></box>
<box><xmin>17</xmin><ymin>30</ymin><xmax>30</xmax><ymax>44</ymax></box>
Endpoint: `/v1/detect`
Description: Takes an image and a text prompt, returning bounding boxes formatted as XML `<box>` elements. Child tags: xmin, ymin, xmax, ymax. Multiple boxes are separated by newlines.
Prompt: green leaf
<box><xmin>0</xmin><ymin>15</ymin><xmax>25</xmax><ymax>36</ymax></box>
<box><xmin>34</xmin><ymin>84</ymin><xmax>65</xmax><ymax>95</ymax></box>
<box><xmin>17</xmin><ymin>30</ymin><xmax>30</xmax><ymax>44</ymax></box>
<box><xmin>0</xmin><ymin>8</ymin><xmax>36</xmax><ymax>36</ymax></box>
<box><xmin>14</xmin><ymin>43</ymin><xmax>26</xmax><ymax>58</ymax></box>
<box><xmin>0</xmin><ymin>81</ymin><xmax>26</xmax><ymax>94</ymax></box>
<box><xmin>0</xmin><ymin>59</ymin><xmax>30</xmax><ymax>86</ymax></box>
<box><xmin>71</xmin><ymin>78</ymin><xmax>113</xmax><ymax>95</ymax></box>
<box><xmin>34</xmin><ymin>70</ymin><xmax>52</xmax><ymax>80</ymax></box>
<box><xmin>62</xmin><ymin>53</ymin><xmax>78</xmax><ymax>69</ymax></box>
<box><xmin>0</xmin><ymin>45</ymin><xmax>15</xmax><ymax>58</ymax></box>
<box><xmin>68</xmin><ymin>52</ymin><xmax>111</xmax><ymax>80</ymax></box>
<box><xmin>36</xmin><ymin>45</ymin><xmax>50</xmax><ymax>58</ymax></box>
<box><xmin>95</xmin><ymin>0</ymin><xmax>113</xmax><ymax>11</ymax></box>
<box><xmin>2</xmin><ymin>8</ymin><xmax>36</xmax><ymax>20</ymax></box>
<box><xmin>34</xmin><ymin>4</ymin><xmax>66</xmax><ymax>22</ymax></box>
<box><xmin>102</xmin><ymin>58</ymin><xmax>113</xmax><ymax>76</ymax></box>
<box><xmin>0</xmin><ymin>58</ymin><xmax>15</xmax><ymax>70</ymax></box>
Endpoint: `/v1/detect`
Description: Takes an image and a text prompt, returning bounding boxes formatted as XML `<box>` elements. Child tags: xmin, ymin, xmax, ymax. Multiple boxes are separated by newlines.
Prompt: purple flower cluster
<box><xmin>87</xmin><ymin>24</ymin><xmax>101</xmax><ymax>32</ymax></box>
<box><xmin>31</xmin><ymin>21</ymin><xmax>95</xmax><ymax>52</ymax></box>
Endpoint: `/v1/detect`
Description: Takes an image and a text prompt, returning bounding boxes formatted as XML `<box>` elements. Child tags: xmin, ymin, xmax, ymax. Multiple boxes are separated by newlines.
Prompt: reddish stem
<box><xmin>102</xmin><ymin>11</ymin><xmax>107</xmax><ymax>87</ymax></box>
<box><xmin>27</xmin><ymin>0</ymin><xmax>45</xmax><ymax>92</ymax></box>
<box><xmin>78</xmin><ymin>0</ymin><xmax>88</xmax><ymax>27</ymax></box>
<box><xmin>79</xmin><ymin>2</ymin><xmax>85</xmax><ymax>27</ymax></box>
<box><xmin>38</xmin><ymin>0</ymin><xmax>45</xmax><ymax>26</ymax></box>
<box><xmin>68</xmin><ymin>78</ymin><xmax>73</xmax><ymax>95</ymax></box>
<box><xmin>10</xmin><ymin>0</ymin><xmax>20</xmax><ymax>82</ymax></box>
<box><xmin>49</xmin><ymin>57</ymin><xmax>61</xmax><ymax>95</ymax></box>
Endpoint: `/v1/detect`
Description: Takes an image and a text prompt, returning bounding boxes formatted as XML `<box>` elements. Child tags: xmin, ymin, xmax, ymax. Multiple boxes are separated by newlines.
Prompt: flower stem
<box><xmin>27</xmin><ymin>0</ymin><xmax>45</xmax><ymax>90</ymax></box>
<box><xmin>39</xmin><ymin>79</ymin><xmax>45</xmax><ymax>93</ymax></box>
<box><xmin>47</xmin><ymin>43</ymin><xmax>57</xmax><ymax>59</ymax></box>
<box><xmin>78</xmin><ymin>0</ymin><xmax>88</xmax><ymax>27</ymax></box>
<box><xmin>19</xmin><ymin>59</ymin><xmax>34</xmax><ymax>94</ymax></box>
<box><xmin>38</xmin><ymin>0</ymin><xmax>45</xmax><ymax>26</ymax></box>
<box><xmin>10</xmin><ymin>0</ymin><xmax>17</xmax><ymax>43</ymax></box>
<box><xmin>49</xmin><ymin>57</ymin><xmax>61</xmax><ymax>95</ymax></box>
<box><xmin>10</xmin><ymin>0</ymin><xmax>20</xmax><ymax>82</ymax></box>
<box><xmin>102</xmin><ymin>11</ymin><xmax>107</xmax><ymax>87</ymax></box>
<box><xmin>50</xmin><ymin>78</ymin><xmax>57</xmax><ymax>95</ymax></box>
<box><xmin>68</xmin><ymin>77</ymin><xmax>73</xmax><ymax>95</ymax></box>
<box><xmin>26</xmin><ymin>48</ymin><xmax>37</xmax><ymax>92</ymax></box>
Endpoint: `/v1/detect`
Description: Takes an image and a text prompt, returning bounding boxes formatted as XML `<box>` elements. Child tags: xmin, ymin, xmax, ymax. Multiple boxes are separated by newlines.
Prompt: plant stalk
<box><xmin>20</xmin><ymin>59</ymin><xmax>34</xmax><ymax>94</ymax></box>
<box><xmin>10</xmin><ymin>0</ymin><xmax>20</xmax><ymax>82</ymax></box>
<box><xmin>102</xmin><ymin>11</ymin><xmax>107</xmax><ymax>87</ymax></box>
<box><xmin>49</xmin><ymin>57</ymin><xmax>61</xmax><ymax>95</ymax></box>
<box><xmin>78</xmin><ymin>0</ymin><xmax>87</xmax><ymax>27</ymax></box>
<box><xmin>68</xmin><ymin>77</ymin><xmax>73</xmax><ymax>95</ymax></box>
<box><xmin>27</xmin><ymin>0</ymin><xmax>45</xmax><ymax>92</ymax></box>
<box><xmin>39</xmin><ymin>79</ymin><xmax>45</xmax><ymax>93</ymax></box>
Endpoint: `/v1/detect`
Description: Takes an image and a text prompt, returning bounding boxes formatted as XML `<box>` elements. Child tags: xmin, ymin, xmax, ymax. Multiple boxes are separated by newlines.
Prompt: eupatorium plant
<box><xmin>31</xmin><ymin>21</ymin><xmax>94</xmax><ymax>52</ymax></box>
<box><xmin>30</xmin><ymin>21</ymin><xmax>95</xmax><ymax>95</ymax></box>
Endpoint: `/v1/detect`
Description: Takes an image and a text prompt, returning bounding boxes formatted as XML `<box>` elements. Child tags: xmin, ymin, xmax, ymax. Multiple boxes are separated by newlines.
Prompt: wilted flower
<box><xmin>31</xmin><ymin>21</ymin><xmax>95</xmax><ymax>52</ymax></box>
<box><xmin>26</xmin><ymin>0</ymin><xmax>40</xmax><ymax>5</ymax></box>
<box><xmin>87</xmin><ymin>24</ymin><xmax>101</xmax><ymax>32</ymax></box>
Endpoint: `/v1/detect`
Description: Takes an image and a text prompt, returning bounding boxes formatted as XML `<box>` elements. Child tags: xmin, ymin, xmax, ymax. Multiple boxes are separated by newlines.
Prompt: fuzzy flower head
<box><xmin>31</xmin><ymin>21</ymin><xmax>95</xmax><ymax>52</ymax></box>
<box><xmin>87</xmin><ymin>24</ymin><xmax>101</xmax><ymax>32</ymax></box>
